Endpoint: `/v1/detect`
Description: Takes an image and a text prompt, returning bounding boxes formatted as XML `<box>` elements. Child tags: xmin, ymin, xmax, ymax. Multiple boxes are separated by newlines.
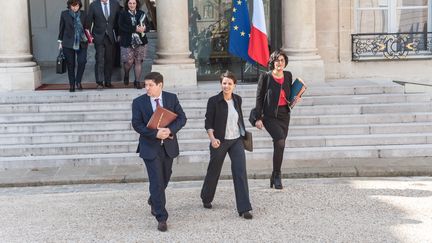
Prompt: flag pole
<box><xmin>240</xmin><ymin>59</ymin><xmax>244</xmax><ymax>83</ymax></box>
<box><xmin>256</xmin><ymin>62</ymin><xmax>259</xmax><ymax>81</ymax></box>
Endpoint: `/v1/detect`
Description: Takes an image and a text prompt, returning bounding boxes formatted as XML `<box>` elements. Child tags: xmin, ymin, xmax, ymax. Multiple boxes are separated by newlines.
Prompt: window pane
<box><xmin>358</xmin><ymin>10</ymin><xmax>388</xmax><ymax>33</ymax></box>
<box><xmin>358</xmin><ymin>0</ymin><xmax>388</xmax><ymax>8</ymax></box>
<box><xmin>396</xmin><ymin>8</ymin><xmax>428</xmax><ymax>32</ymax></box>
<box><xmin>397</xmin><ymin>0</ymin><xmax>428</xmax><ymax>7</ymax></box>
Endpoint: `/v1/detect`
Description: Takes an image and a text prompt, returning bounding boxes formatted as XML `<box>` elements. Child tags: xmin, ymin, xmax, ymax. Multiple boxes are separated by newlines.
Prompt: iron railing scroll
<box><xmin>352</xmin><ymin>32</ymin><xmax>432</xmax><ymax>61</ymax></box>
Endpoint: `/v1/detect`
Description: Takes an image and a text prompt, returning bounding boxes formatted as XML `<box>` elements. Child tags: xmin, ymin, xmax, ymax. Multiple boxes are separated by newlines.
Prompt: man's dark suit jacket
<box><xmin>86</xmin><ymin>0</ymin><xmax>120</xmax><ymax>44</ymax></box>
<box><xmin>132</xmin><ymin>91</ymin><xmax>187</xmax><ymax>160</ymax></box>
<box><xmin>58</xmin><ymin>10</ymin><xmax>88</xmax><ymax>49</ymax></box>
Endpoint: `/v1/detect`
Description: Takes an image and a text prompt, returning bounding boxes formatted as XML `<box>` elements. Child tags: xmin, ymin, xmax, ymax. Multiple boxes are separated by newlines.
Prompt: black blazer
<box><xmin>58</xmin><ymin>10</ymin><xmax>88</xmax><ymax>49</ymax></box>
<box><xmin>255</xmin><ymin>71</ymin><xmax>292</xmax><ymax>119</ymax></box>
<box><xmin>118</xmin><ymin>9</ymin><xmax>150</xmax><ymax>48</ymax></box>
<box><xmin>86</xmin><ymin>0</ymin><xmax>120</xmax><ymax>44</ymax></box>
<box><xmin>132</xmin><ymin>91</ymin><xmax>187</xmax><ymax>160</ymax></box>
<box><xmin>205</xmin><ymin>91</ymin><xmax>246</xmax><ymax>142</ymax></box>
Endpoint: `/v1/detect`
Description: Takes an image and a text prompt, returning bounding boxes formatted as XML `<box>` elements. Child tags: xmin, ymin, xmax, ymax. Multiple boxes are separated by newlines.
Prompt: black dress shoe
<box><xmin>105</xmin><ymin>82</ymin><xmax>113</xmax><ymax>88</ymax></box>
<box><xmin>134</xmin><ymin>81</ymin><xmax>142</xmax><ymax>89</ymax></box>
<box><xmin>157</xmin><ymin>221</ymin><xmax>167</xmax><ymax>232</ymax></box>
<box><xmin>203</xmin><ymin>202</ymin><xmax>212</xmax><ymax>209</ymax></box>
<box><xmin>96</xmin><ymin>83</ymin><xmax>104</xmax><ymax>90</ymax></box>
<box><xmin>123</xmin><ymin>75</ymin><xmax>129</xmax><ymax>86</ymax></box>
<box><xmin>69</xmin><ymin>84</ymin><xmax>75</xmax><ymax>92</ymax></box>
<box><xmin>239</xmin><ymin>211</ymin><xmax>253</xmax><ymax>219</ymax></box>
<box><xmin>76</xmin><ymin>83</ymin><xmax>83</xmax><ymax>91</ymax></box>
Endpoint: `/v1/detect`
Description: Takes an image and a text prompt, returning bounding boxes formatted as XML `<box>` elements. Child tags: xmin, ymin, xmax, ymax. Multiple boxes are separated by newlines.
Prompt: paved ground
<box><xmin>0</xmin><ymin>177</ymin><xmax>431</xmax><ymax>242</ymax></box>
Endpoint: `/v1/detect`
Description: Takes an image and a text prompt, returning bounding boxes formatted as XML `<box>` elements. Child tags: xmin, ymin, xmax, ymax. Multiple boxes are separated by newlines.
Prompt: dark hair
<box><xmin>67</xmin><ymin>0</ymin><xmax>82</xmax><ymax>9</ymax></box>
<box><xmin>124</xmin><ymin>0</ymin><xmax>141</xmax><ymax>11</ymax></box>
<box><xmin>219</xmin><ymin>70</ymin><xmax>237</xmax><ymax>84</ymax></box>
<box><xmin>144</xmin><ymin>72</ymin><xmax>164</xmax><ymax>85</ymax></box>
<box><xmin>268</xmin><ymin>50</ymin><xmax>288</xmax><ymax>70</ymax></box>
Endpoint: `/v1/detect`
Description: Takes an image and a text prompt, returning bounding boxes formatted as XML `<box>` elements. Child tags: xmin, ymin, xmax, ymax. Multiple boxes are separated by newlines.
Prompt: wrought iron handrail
<box><xmin>352</xmin><ymin>32</ymin><xmax>432</xmax><ymax>61</ymax></box>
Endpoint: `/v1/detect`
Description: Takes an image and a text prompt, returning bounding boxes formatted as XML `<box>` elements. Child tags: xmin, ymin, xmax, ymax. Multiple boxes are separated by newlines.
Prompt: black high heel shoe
<box><xmin>239</xmin><ymin>211</ymin><xmax>253</xmax><ymax>219</ymax></box>
<box><xmin>69</xmin><ymin>84</ymin><xmax>75</xmax><ymax>92</ymax></box>
<box><xmin>123</xmin><ymin>75</ymin><xmax>129</xmax><ymax>86</ymax></box>
<box><xmin>76</xmin><ymin>83</ymin><xmax>83</xmax><ymax>91</ymax></box>
<box><xmin>272</xmin><ymin>171</ymin><xmax>283</xmax><ymax>190</ymax></box>
<box><xmin>134</xmin><ymin>80</ymin><xmax>142</xmax><ymax>89</ymax></box>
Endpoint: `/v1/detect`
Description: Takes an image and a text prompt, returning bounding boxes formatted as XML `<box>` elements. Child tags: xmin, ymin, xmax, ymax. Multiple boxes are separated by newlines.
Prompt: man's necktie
<box><xmin>155</xmin><ymin>98</ymin><xmax>161</xmax><ymax>108</ymax></box>
<box><xmin>103</xmin><ymin>3</ymin><xmax>109</xmax><ymax>20</ymax></box>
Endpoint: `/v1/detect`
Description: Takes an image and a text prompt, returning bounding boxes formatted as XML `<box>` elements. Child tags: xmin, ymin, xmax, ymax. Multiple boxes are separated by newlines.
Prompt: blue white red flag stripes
<box><xmin>248</xmin><ymin>0</ymin><xmax>269</xmax><ymax>67</ymax></box>
<box><xmin>228</xmin><ymin>0</ymin><xmax>255</xmax><ymax>64</ymax></box>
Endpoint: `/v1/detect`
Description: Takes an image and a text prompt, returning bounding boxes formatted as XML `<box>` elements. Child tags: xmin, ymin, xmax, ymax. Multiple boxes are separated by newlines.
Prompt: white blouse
<box><xmin>224</xmin><ymin>99</ymin><xmax>240</xmax><ymax>140</ymax></box>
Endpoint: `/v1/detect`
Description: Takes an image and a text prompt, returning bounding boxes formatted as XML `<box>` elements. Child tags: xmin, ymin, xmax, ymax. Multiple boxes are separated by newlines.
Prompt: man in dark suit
<box><xmin>86</xmin><ymin>0</ymin><xmax>120</xmax><ymax>89</ymax></box>
<box><xmin>131</xmin><ymin>72</ymin><xmax>187</xmax><ymax>232</ymax></box>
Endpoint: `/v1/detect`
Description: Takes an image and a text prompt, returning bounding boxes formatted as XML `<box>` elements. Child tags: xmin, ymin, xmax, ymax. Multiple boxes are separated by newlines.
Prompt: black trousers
<box><xmin>143</xmin><ymin>145</ymin><xmax>173</xmax><ymax>222</ymax></box>
<box><xmin>94</xmin><ymin>35</ymin><xmax>114</xmax><ymax>84</ymax></box>
<box><xmin>63</xmin><ymin>47</ymin><xmax>87</xmax><ymax>86</ymax></box>
<box><xmin>201</xmin><ymin>138</ymin><xmax>252</xmax><ymax>213</ymax></box>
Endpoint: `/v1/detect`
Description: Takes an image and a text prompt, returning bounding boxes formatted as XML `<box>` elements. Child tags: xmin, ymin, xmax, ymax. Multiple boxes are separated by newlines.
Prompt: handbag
<box><xmin>242</xmin><ymin>130</ymin><xmax>253</xmax><ymax>152</ymax></box>
<box><xmin>56</xmin><ymin>49</ymin><xmax>66</xmax><ymax>74</ymax></box>
<box><xmin>249</xmin><ymin>108</ymin><xmax>258</xmax><ymax>127</ymax></box>
<box><xmin>249</xmin><ymin>72</ymin><xmax>270</xmax><ymax>126</ymax></box>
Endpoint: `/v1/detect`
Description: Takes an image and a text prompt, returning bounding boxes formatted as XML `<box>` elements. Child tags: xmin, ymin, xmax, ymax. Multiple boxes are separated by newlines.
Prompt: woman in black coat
<box><xmin>118</xmin><ymin>0</ymin><xmax>150</xmax><ymax>89</ymax></box>
<box><xmin>201</xmin><ymin>71</ymin><xmax>253</xmax><ymax>219</ymax></box>
<box><xmin>58</xmin><ymin>0</ymin><xmax>88</xmax><ymax>92</ymax></box>
<box><xmin>253</xmin><ymin>50</ymin><xmax>303</xmax><ymax>190</ymax></box>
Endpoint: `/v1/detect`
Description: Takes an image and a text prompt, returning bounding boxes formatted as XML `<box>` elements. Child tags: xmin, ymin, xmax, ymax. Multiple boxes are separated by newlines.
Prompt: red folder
<box><xmin>84</xmin><ymin>29</ymin><xmax>93</xmax><ymax>44</ymax></box>
<box><xmin>146</xmin><ymin>106</ymin><xmax>178</xmax><ymax>129</ymax></box>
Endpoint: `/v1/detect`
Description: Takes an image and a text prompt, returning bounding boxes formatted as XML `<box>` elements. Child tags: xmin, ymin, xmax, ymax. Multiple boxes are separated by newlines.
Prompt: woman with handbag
<box><xmin>253</xmin><ymin>50</ymin><xmax>302</xmax><ymax>190</ymax></box>
<box><xmin>118</xmin><ymin>0</ymin><xmax>150</xmax><ymax>89</ymax></box>
<box><xmin>58</xmin><ymin>0</ymin><xmax>88</xmax><ymax>92</ymax></box>
<box><xmin>200</xmin><ymin>71</ymin><xmax>253</xmax><ymax>220</ymax></box>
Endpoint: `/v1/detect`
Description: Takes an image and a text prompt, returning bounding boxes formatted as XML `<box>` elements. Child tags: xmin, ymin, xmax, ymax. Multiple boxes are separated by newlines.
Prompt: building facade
<box><xmin>0</xmin><ymin>0</ymin><xmax>431</xmax><ymax>91</ymax></box>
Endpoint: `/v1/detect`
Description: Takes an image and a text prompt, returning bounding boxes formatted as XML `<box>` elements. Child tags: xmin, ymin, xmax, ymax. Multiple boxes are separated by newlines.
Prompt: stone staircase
<box><xmin>1</xmin><ymin>81</ymin><xmax>432</xmax><ymax>181</ymax></box>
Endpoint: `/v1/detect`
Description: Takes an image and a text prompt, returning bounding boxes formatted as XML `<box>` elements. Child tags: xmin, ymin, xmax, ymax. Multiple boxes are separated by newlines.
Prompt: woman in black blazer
<box><xmin>254</xmin><ymin>50</ymin><xmax>303</xmax><ymax>189</ymax></box>
<box><xmin>118</xmin><ymin>0</ymin><xmax>150</xmax><ymax>89</ymax></box>
<box><xmin>58</xmin><ymin>0</ymin><xmax>88</xmax><ymax>92</ymax></box>
<box><xmin>201</xmin><ymin>71</ymin><xmax>253</xmax><ymax>220</ymax></box>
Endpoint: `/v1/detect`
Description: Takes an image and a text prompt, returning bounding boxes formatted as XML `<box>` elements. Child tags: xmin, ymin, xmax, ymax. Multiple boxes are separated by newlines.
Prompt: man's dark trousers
<box><xmin>144</xmin><ymin>144</ymin><xmax>174</xmax><ymax>222</ymax></box>
<box><xmin>94</xmin><ymin>35</ymin><xmax>114</xmax><ymax>85</ymax></box>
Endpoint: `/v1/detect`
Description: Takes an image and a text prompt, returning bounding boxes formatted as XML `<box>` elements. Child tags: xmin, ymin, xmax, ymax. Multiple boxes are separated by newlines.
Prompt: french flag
<box><xmin>248</xmin><ymin>0</ymin><xmax>269</xmax><ymax>67</ymax></box>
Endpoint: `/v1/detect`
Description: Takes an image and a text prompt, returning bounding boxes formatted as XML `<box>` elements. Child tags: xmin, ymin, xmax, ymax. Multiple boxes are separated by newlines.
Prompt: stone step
<box><xmin>292</xmin><ymin>102</ymin><xmax>432</xmax><ymax>116</ymax></box>
<box><xmin>1</xmin><ymin>93</ymin><xmax>428</xmax><ymax>113</ymax></box>
<box><xmin>1</xmin><ymin>143</ymin><xmax>431</xmax><ymax>169</ymax></box>
<box><xmin>186</xmin><ymin>112</ymin><xmax>432</xmax><ymax>126</ymax></box>
<box><xmin>1</xmin><ymin>132</ymin><xmax>431</xmax><ymax>157</ymax></box>
<box><xmin>2</xmin><ymin>121</ymin><xmax>432</xmax><ymax>139</ymax></box>
<box><xmin>2</xmin><ymin>121</ymin><xmax>432</xmax><ymax>143</ymax></box>
<box><xmin>0</xmin><ymin>85</ymin><xmax>404</xmax><ymax>104</ymax></box>
<box><xmin>1</xmin><ymin>100</ymin><xmax>432</xmax><ymax>122</ymax></box>
<box><xmin>0</xmin><ymin>121</ymin><xmax>132</xmax><ymax>134</ymax></box>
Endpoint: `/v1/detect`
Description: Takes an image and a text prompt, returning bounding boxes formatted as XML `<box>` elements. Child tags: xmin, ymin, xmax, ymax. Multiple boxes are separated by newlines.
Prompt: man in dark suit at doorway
<box><xmin>87</xmin><ymin>0</ymin><xmax>120</xmax><ymax>89</ymax></box>
<box><xmin>131</xmin><ymin>72</ymin><xmax>187</xmax><ymax>232</ymax></box>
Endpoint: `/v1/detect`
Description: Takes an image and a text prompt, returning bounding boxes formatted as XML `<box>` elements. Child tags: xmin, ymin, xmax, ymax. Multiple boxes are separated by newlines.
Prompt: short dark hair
<box><xmin>268</xmin><ymin>50</ymin><xmax>288</xmax><ymax>70</ymax></box>
<box><xmin>144</xmin><ymin>72</ymin><xmax>164</xmax><ymax>85</ymax></box>
<box><xmin>219</xmin><ymin>70</ymin><xmax>237</xmax><ymax>84</ymax></box>
<box><xmin>67</xmin><ymin>0</ymin><xmax>82</xmax><ymax>9</ymax></box>
<box><xmin>124</xmin><ymin>0</ymin><xmax>141</xmax><ymax>11</ymax></box>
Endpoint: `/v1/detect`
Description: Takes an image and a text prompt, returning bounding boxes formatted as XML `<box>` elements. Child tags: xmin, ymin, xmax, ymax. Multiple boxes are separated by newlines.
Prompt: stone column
<box><xmin>281</xmin><ymin>0</ymin><xmax>325</xmax><ymax>83</ymax></box>
<box><xmin>151</xmin><ymin>0</ymin><xmax>197</xmax><ymax>87</ymax></box>
<box><xmin>0</xmin><ymin>0</ymin><xmax>41</xmax><ymax>91</ymax></box>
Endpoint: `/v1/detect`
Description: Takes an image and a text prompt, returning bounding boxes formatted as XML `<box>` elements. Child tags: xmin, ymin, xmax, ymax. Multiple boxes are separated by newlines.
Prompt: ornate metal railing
<box><xmin>352</xmin><ymin>32</ymin><xmax>432</xmax><ymax>61</ymax></box>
